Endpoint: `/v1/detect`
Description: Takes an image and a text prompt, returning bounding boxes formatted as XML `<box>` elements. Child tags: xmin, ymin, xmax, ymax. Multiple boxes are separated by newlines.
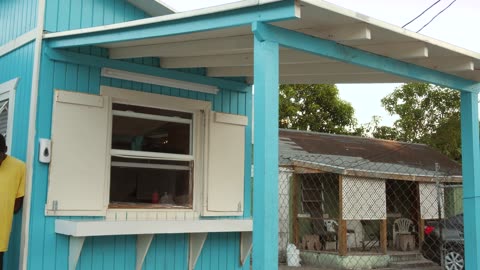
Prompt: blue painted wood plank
<box><xmin>113</xmin><ymin>0</ymin><xmax>125</xmax><ymax>24</ymax></box>
<box><xmin>48</xmin><ymin>0</ymin><xmax>298</xmax><ymax>48</ymax></box>
<box><xmin>57</xmin><ymin>0</ymin><xmax>71</xmax><ymax>32</ymax></box>
<box><xmin>92</xmin><ymin>0</ymin><xmax>105</xmax><ymax>27</ymax></box>
<box><xmin>155</xmin><ymin>234</ymin><xmax>167</xmax><ymax>270</ymax></box>
<box><xmin>103</xmin><ymin>0</ymin><xmax>116</xmax><ymax>25</ymax></box>
<box><xmin>81</xmin><ymin>0</ymin><xmax>94</xmax><ymax>28</ymax></box>
<box><xmin>222</xmin><ymin>90</ymin><xmax>231</xmax><ymax>113</ymax></box>
<box><xmin>253</xmin><ymin>35</ymin><xmax>280</xmax><ymax>270</ymax></box>
<box><xmin>113</xmin><ymin>236</ymin><xmax>126</xmax><ymax>270</ymax></box>
<box><xmin>70</xmin><ymin>0</ymin><xmax>83</xmax><ymax>30</ymax></box>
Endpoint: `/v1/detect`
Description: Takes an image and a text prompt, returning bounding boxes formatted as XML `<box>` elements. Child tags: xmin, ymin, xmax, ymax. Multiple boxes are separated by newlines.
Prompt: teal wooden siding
<box><xmin>0</xmin><ymin>42</ymin><xmax>35</xmax><ymax>270</ymax></box>
<box><xmin>45</xmin><ymin>0</ymin><xmax>149</xmax><ymax>32</ymax></box>
<box><xmin>0</xmin><ymin>0</ymin><xmax>38</xmax><ymax>45</ymax></box>
<box><xmin>28</xmin><ymin>46</ymin><xmax>251</xmax><ymax>270</ymax></box>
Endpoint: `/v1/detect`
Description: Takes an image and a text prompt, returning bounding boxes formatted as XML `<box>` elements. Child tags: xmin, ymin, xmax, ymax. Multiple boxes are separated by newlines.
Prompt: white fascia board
<box><xmin>127</xmin><ymin>0</ymin><xmax>176</xmax><ymax>16</ymax></box>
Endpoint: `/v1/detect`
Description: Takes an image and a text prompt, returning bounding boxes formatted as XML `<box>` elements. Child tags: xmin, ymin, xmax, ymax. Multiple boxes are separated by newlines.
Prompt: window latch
<box><xmin>237</xmin><ymin>202</ymin><xmax>242</xmax><ymax>212</ymax></box>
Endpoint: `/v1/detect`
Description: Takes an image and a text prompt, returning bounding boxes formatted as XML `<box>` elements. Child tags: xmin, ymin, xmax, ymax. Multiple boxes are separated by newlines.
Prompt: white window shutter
<box><xmin>204</xmin><ymin>112</ymin><xmax>247</xmax><ymax>216</ymax></box>
<box><xmin>46</xmin><ymin>91</ymin><xmax>111</xmax><ymax>216</ymax></box>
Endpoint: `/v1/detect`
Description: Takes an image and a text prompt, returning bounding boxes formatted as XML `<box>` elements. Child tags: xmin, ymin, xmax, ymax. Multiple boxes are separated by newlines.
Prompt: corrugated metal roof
<box><xmin>279</xmin><ymin>129</ymin><xmax>462</xmax><ymax>181</ymax></box>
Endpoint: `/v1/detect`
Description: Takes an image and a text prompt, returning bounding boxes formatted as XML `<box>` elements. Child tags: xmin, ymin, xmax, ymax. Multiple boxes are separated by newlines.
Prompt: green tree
<box><xmin>377</xmin><ymin>83</ymin><xmax>461</xmax><ymax>161</ymax></box>
<box><xmin>279</xmin><ymin>84</ymin><xmax>357</xmax><ymax>134</ymax></box>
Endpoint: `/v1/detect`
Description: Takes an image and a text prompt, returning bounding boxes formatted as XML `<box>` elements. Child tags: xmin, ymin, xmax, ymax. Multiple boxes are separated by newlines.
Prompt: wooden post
<box><xmin>380</xmin><ymin>219</ymin><xmax>387</xmax><ymax>254</ymax></box>
<box><xmin>338</xmin><ymin>176</ymin><xmax>348</xmax><ymax>256</ymax></box>
<box><xmin>419</xmin><ymin>218</ymin><xmax>425</xmax><ymax>244</ymax></box>
<box><xmin>292</xmin><ymin>172</ymin><xmax>299</xmax><ymax>245</ymax></box>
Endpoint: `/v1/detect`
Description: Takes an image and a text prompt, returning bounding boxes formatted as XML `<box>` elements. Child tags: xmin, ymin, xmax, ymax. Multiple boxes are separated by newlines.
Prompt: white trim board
<box><xmin>0</xmin><ymin>29</ymin><xmax>37</xmax><ymax>58</ymax></box>
<box><xmin>0</xmin><ymin>78</ymin><xmax>19</xmax><ymax>96</ymax></box>
<box><xmin>56</xmin><ymin>219</ymin><xmax>253</xmax><ymax>237</ymax></box>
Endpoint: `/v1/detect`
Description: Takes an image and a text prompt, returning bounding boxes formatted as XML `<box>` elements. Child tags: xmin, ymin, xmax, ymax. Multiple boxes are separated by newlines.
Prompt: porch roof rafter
<box><xmin>44</xmin><ymin>47</ymin><xmax>250</xmax><ymax>92</ymax></box>
<box><xmin>251</xmin><ymin>21</ymin><xmax>480</xmax><ymax>93</ymax></box>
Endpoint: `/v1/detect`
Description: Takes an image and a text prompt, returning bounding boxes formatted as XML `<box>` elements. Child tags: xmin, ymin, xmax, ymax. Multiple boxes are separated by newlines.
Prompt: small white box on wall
<box><xmin>39</xmin><ymin>138</ymin><xmax>51</xmax><ymax>163</ymax></box>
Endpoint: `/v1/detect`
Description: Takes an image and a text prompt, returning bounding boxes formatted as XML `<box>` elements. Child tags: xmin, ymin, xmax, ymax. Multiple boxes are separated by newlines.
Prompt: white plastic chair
<box><xmin>392</xmin><ymin>218</ymin><xmax>415</xmax><ymax>248</ymax></box>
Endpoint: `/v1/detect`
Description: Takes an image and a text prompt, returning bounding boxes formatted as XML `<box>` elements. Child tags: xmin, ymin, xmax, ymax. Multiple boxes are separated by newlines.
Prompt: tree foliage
<box><xmin>374</xmin><ymin>83</ymin><xmax>461</xmax><ymax>161</ymax></box>
<box><xmin>279</xmin><ymin>84</ymin><xmax>356</xmax><ymax>134</ymax></box>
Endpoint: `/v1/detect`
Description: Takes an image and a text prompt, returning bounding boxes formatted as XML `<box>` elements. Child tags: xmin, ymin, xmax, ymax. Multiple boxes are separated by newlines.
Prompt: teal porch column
<box><xmin>252</xmin><ymin>23</ymin><xmax>280</xmax><ymax>270</ymax></box>
<box><xmin>460</xmin><ymin>91</ymin><xmax>480</xmax><ymax>270</ymax></box>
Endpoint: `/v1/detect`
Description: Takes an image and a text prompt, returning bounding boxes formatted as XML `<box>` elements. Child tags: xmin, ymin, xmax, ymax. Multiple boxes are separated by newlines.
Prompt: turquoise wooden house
<box><xmin>1</xmin><ymin>1</ymin><xmax>480</xmax><ymax>270</ymax></box>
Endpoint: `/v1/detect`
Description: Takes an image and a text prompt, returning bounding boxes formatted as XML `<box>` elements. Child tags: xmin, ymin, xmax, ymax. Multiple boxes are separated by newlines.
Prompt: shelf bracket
<box><xmin>240</xmin><ymin>232</ymin><xmax>253</xmax><ymax>266</ymax></box>
<box><xmin>136</xmin><ymin>234</ymin><xmax>154</xmax><ymax>270</ymax></box>
<box><xmin>189</xmin><ymin>233</ymin><xmax>208</xmax><ymax>270</ymax></box>
<box><xmin>69</xmin><ymin>236</ymin><xmax>86</xmax><ymax>270</ymax></box>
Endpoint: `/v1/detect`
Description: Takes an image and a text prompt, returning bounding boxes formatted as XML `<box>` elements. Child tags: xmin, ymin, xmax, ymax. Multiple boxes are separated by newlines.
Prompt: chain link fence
<box><xmin>277</xmin><ymin>131</ymin><xmax>464</xmax><ymax>270</ymax></box>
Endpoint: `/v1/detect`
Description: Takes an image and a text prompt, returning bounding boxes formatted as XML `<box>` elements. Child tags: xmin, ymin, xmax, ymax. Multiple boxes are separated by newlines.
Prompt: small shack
<box><xmin>279</xmin><ymin>129</ymin><xmax>462</xmax><ymax>269</ymax></box>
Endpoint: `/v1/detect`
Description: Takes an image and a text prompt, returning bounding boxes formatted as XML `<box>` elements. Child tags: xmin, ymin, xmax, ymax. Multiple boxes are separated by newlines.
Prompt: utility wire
<box><xmin>402</xmin><ymin>0</ymin><xmax>442</xmax><ymax>28</ymax></box>
<box><xmin>417</xmin><ymin>0</ymin><xmax>457</xmax><ymax>32</ymax></box>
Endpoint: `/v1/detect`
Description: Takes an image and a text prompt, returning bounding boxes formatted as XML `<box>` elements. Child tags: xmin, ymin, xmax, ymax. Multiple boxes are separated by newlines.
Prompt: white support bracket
<box><xmin>69</xmin><ymin>236</ymin><xmax>85</xmax><ymax>270</ymax></box>
<box><xmin>136</xmin><ymin>234</ymin><xmax>154</xmax><ymax>270</ymax></box>
<box><xmin>240</xmin><ymin>232</ymin><xmax>253</xmax><ymax>266</ymax></box>
<box><xmin>189</xmin><ymin>233</ymin><xmax>208</xmax><ymax>270</ymax></box>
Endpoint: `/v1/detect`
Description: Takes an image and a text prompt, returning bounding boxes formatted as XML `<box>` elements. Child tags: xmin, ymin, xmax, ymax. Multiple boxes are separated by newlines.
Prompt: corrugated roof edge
<box><xmin>302</xmin><ymin>0</ymin><xmax>480</xmax><ymax>61</ymax></box>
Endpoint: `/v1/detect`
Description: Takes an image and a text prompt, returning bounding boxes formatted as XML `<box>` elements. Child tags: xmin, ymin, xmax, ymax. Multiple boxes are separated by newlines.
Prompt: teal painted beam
<box><xmin>252</xmin><ymin>32</ymin><xmax>279</xmax><ymax>269</ymax></box>
<box><xmin>252</xmin><ymin>22</ymin><xmax>480</xmax><ymax>93</ymax></box>
<box><xmin>47</xmin><ymin>1</ymin><xmax>299</xmax><ymax>48</ymax></box>
<box><xmin>44</xmin><ymin>47</ymin><xmax>249</xmax><ymax>92</ymax></box>
<box><xmin>460</xmin><ymin>91</ymin><xmax>480</xmax><ymax>270</ymax></box>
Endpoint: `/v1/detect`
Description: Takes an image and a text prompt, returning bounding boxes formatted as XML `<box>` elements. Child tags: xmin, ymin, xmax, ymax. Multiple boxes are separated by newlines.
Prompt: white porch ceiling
<box><xmin>101</xmin><ymin>0</ymin><xmax>480</xmax><ymax>84</ymax></box>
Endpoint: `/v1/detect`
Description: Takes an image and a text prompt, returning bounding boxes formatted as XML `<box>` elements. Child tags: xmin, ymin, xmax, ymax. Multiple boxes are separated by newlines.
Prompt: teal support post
<box><xmin>460</xmin><ymin>91</ymin><xmax>480</xmax><ymax>270</ymax></box>
<box><xmin>252</xmin><ymin>23</ymin><xmax>279</xmax><ymax>270</ymax></box>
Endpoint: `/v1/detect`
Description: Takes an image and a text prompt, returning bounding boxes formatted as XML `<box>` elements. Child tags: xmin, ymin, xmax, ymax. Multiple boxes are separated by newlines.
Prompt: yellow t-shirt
<box><xmin>0</xmin><ymin>156</ymin><xmax>26</xmax><ymax>252</ymax></box>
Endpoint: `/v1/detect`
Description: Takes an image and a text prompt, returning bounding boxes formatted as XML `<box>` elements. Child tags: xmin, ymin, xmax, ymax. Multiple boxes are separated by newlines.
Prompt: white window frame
<box><xmin>101</xmin><ymin>86</ymin><xmax>211</xmax><ymax>217</ymax></box>
<box><xmin>0</xmin><ymin>78</ymin><xmax>19</xmax><ymax>154</ymax></box>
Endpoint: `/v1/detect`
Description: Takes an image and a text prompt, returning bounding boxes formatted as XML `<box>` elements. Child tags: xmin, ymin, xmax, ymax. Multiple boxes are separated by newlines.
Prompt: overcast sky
<box><xmin>161</xmin><ymin>0</ymin><xmax>480</xmax><ymax>126</ymax></box>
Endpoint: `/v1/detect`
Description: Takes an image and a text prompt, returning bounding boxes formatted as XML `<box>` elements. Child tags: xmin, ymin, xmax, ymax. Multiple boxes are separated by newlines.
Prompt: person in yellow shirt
<box><xmin>0</xmin><ymin>134</ymin><xmax>25</xmax><ymax>270</ymax></box>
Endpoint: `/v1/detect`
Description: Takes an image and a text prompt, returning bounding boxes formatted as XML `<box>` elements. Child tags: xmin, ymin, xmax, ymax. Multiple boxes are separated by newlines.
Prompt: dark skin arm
<box><xmin>14</xmin><ymin>197</ymin><xmax>23</xmax><ymax>214</ymax></box>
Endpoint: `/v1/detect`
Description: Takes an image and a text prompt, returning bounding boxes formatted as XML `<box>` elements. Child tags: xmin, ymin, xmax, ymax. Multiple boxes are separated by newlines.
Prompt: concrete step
<box><xmin>389</xmin><ymin>252</ymin><xmax>425</xmax><ymax>262</ymax></box>
<box><xmin>389</xmin><ymin>259</ymin><xmax>438</xmax><ymax>269</ymax></box>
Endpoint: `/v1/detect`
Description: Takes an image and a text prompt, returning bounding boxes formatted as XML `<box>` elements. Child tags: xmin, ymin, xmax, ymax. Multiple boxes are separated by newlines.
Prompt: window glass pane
<box><xmin>109</xmin><ymin>159</ymin><xmax>193</xmax><ymax>209</ymax></box>
<box><xmin>111</xmin><ymin>103</ymin><xmax>192</xmax><ymax>155</ymax></box>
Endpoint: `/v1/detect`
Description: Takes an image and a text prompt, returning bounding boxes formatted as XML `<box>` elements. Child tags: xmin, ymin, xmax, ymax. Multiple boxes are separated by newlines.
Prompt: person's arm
<box><xmin>14</xmin><ymin>197</ymin><xmax>23</xmax><ymax>213</ymax></box>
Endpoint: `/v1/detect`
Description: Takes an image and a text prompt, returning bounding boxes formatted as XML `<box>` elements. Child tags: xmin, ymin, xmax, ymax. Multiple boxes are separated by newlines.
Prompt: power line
<box><xmin>402</xmin><ymin>0</ymin><xmax>442</xmax><ymax>28</ymax></box>
<box><xmin>417</xmin><ymin>0</ymin><xmax>457</xmax><ymax>33</ymax></box>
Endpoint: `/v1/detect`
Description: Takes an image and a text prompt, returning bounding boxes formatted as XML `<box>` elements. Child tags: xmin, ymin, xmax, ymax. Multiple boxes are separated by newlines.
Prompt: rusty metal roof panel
<box><xmin>279</xmin><ymin>129</ymin><xmax>462</xmax><ymax>180</ymax></box>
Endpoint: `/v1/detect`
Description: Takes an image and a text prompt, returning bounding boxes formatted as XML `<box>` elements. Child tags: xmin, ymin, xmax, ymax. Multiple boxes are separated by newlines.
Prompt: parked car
<box><xmin>421</xmin><ymin>214</ymin><xmax>464</xmax><ymax>270</ymax></box>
